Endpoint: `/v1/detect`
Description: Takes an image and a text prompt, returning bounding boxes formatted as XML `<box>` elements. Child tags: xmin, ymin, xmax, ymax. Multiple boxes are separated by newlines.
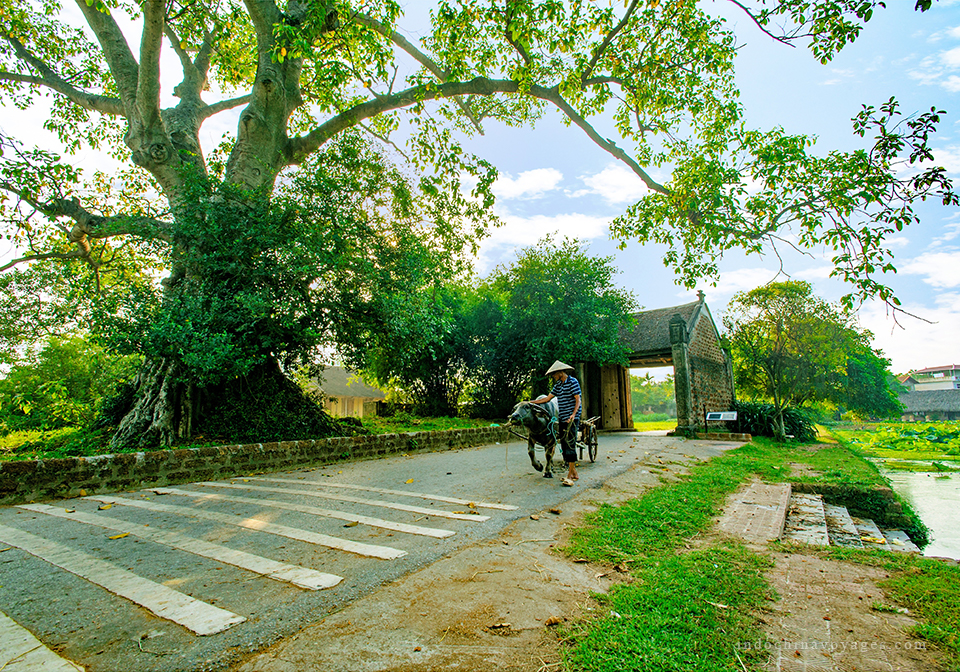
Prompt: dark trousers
<box><xmin>558</xmin><ymin>419</ymin><xmax>579</xmax><ymax>463</ymax></box>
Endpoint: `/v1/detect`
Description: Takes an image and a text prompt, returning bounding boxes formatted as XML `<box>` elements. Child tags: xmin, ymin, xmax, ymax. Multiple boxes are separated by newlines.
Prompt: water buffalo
<box><xmin>507</xmin><ymin>396</ymin><xmax>560</xmax><ymax>478</ymax></box>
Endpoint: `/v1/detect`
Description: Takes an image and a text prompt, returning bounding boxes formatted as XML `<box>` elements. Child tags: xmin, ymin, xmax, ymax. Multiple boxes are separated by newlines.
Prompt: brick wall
<box><xmin>0</xmin><ymin>426</ymin><xmax>519</xmax><ymax>506</ymax></box>
<box><xmin>687</xmin><ymin>318</ymin><xmax>735</xmax><ymax>427</ymax></box>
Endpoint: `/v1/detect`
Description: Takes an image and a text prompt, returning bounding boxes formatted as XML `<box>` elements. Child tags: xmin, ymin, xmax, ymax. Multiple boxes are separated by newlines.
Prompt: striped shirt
<box><xmin>551</xmin><ymin>375</ymin><xmax>582</xmax><ymax>421</ymax></box>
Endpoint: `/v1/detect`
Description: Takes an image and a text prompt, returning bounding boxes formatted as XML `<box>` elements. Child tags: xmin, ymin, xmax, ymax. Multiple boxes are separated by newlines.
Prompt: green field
<box><xmin>824</xmin><ymin>422</ymin><xmax>960</xmax><ymax>472</ymax></box>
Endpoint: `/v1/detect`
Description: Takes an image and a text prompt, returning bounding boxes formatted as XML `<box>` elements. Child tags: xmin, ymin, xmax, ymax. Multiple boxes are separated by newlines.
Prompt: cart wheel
<box><xmin>586</xmin><ymin>425</ymin><xmax>598</xmax><ymax>463</ymax></box>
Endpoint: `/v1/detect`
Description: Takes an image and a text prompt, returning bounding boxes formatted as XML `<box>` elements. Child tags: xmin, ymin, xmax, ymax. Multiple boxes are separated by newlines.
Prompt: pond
<box><xmin>879</xmin><ymin>467</ymin><xmax>960</xmax><ymax>560</ymax></box>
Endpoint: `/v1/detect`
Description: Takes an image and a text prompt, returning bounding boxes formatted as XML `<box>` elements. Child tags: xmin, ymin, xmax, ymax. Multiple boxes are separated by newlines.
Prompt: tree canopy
<box><xmin>723</xmin><ymin>280</ymin><xmax>901</xmax><ymax>437</ymax></box>
<box><xmin>0</xmin><ymin>0</ymin><xmax>951</xmax><ymax>445</ymax></box>
<box><xmin>361</xmin><ymin>238</ymin><xmax>636</xmax><ymax>419</ymax></box>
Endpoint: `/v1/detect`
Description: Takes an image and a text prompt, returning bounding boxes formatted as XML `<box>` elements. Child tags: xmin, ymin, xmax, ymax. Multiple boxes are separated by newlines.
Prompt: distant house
<box><xmin>307</xmin><ymin>366</ymin><xmax>385</xmax><ymax>418</ymax></box>
<box><xmin>898</xmin><ymin>389</ymin><xmax>960</xmax><ymax>421</ymax></box>
<box><xmin>902</xmin><ymin>365</ymin><xmax>960</xmax><ymax>392</ymax></box>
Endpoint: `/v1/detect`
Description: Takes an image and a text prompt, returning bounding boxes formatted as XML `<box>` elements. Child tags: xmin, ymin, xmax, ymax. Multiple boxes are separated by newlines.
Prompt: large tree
<box><xmin>724</xmin><ymin>280</ymin><xmax>900</xmax><ymax>438</ymax></box>
<box><xmin>0</xmin><ymin>0</ymin><xmax>953</xmax><ymax>446</ymax></box>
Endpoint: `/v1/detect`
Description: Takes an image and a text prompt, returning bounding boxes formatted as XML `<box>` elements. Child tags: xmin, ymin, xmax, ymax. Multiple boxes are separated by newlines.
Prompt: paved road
<box><xmin>0</xmin><ymin>432</ymin><xmax>722</xmax><ymax>672</ymax></box>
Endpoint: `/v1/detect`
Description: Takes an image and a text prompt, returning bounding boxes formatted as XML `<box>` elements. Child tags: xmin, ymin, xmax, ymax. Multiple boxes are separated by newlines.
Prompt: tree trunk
<box><xmin>110</xmin><ymin>358</ymin><xmax>346</xmax><ymax>450</ymax></box>
<box><xmin>110</xmin><ymin>358</ymin><xmax>190</xmax><ymax>449</ymax></box>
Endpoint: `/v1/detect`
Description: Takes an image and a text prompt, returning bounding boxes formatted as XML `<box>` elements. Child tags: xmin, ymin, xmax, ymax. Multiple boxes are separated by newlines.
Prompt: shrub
<box><xmin>733</xmin><ymin>400</ymin><xmax>817</xmax><ymax>442</ymax></box>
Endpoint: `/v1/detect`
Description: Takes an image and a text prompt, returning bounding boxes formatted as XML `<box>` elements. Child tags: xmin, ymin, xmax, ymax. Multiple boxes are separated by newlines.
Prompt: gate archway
<box><xmin>579</xmin><ymin>292</ymin><xmax>736</xmax><ymax>435</ymax></box>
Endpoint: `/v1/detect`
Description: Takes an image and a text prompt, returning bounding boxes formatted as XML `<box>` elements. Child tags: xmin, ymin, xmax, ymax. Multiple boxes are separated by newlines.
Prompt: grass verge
<box><xmin>559</xmin><ymin>439</ymin><xmax>952</xmax><ymax>672</ymax></box>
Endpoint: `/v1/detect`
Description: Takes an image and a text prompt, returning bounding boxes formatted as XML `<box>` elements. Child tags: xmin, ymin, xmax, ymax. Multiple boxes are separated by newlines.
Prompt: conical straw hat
<box><xmin>545</xmin><ymin>360</ymin><xmax>574</xmax><ymax>376</ymax></box>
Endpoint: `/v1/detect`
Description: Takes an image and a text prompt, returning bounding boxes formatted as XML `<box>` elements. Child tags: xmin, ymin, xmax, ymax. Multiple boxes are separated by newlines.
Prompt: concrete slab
<box><xmin>853</xmin><ymin>516</ymin><xmax>893</xmax><ymax>551</ymax></box>
<box><xmin>883</xmin><ymin>529</ymin><xmax>921</xmax><ymax>554</ymax></box>
<box><xmin>782</xmin><ymin>493</ymin><xmax>829</xmax><ymax>546</ymax></box>
<box><xmin>718</xmin><ymin>481</ymin><xmax>791</xmax><ymax>544</ymax></box>
<box><xmin>824</xmin><ymin>503</ymin><xmax>864</xmax><ymax>548</ymax></box>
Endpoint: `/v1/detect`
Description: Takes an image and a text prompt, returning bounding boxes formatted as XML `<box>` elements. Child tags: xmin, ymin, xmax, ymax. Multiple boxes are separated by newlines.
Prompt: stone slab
<box><xmin>782</xmin><ymin>493</ymin><xmax>829</xmax><ymax>546</ymax></box>
<box><xmin>718</xmin><ymin>481</ymin><xmax>791</xmax><ymax>544</ymax></box>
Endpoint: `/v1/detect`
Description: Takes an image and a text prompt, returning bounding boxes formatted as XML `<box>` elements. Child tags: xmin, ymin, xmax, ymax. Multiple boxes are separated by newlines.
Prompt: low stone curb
<box><xmin>0</xmin><ymin>426</ymin><xmax>519</xmax><ymax>506</ymax></box>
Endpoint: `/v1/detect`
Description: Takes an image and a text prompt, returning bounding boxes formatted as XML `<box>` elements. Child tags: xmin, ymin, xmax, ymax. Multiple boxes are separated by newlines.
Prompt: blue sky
<box><xmin>424</xmin><ymin>1</ymin><xmax>960</xmax><ymax>376</ymax></box>
<box><xmin>4</xmin><ymin>1</ymin><xmax>960</xmax><ymax>376</ymax></box>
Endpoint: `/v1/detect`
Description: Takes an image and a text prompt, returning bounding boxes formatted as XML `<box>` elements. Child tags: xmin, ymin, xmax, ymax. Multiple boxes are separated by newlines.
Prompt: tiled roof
<box><xmin>911</xmin><ymin>364</ymin><xmax>960</xmax><ymax>375</ymax></box>
<box><xmin>898</xmin><ymin>389</ymin><xmax>960</xmax><ymax>413</ymax></box>
<box><xmin>619</xmin><ymin>299</ymin><xmax>703</xmax><ymax>355</ymax></box>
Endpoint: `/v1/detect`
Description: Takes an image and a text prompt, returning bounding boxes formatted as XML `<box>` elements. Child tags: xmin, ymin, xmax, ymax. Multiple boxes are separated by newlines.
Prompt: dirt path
<box><xmin>757</xmin><ymin>550</ymin><xmax>940</xmax><ymax>671</ymax></box>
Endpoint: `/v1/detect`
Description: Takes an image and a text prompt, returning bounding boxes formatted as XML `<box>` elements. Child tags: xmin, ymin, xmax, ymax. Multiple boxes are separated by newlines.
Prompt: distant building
<box><xmin>306</xmin><ymin>366</ymin><xmax>385</xmax><ymax>418</ymax></box>
<box><xmin>900</xmin><ymin>365</ymin><xmax>960</xmax><ymax>392</ymax></box>
<box><xmin>898</xmin><ymin>389</ymin><xmax>960</xmax><ymax>422</ymax></box>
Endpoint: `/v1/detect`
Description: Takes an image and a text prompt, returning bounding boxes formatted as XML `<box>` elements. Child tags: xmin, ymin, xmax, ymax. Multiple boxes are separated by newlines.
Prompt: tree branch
<box><xmin>725</xmin><ymin>0</ymin><xmax>798</xmax><ymax>48</ymax></box>
<box><xmin>581</xmin><ymin>0</ymin><xmax>642</xmax><ymax>84</ymax></box>
<box><xmin>73</xmin><ymin>0</ymin><xmax>140</xmax><ymax>110</ymax></box>
<box><xmin>288</xmin><ymin>77</ymin><xmax>669</xmax><ymax>196</ymax></box>
<box><xmin>0</xmin><ymin>35</ymin><xmax>125</xmax><ymax>116</ymax></box>
<box><xmin>201</xmin><ymin>93</ymin><xmax>254</xmax><ymax>119</ymax></box>
<box><xmin>137</xmin><ymin>0</ymin><xmax>165</xmax><ymax>129</ymax></box>
<box><xmin>352</xmin><ymin>12</ymin><xmax>485</xmax><ymax>134</ymax></box>
<box><xmin>529</xmin><ymin>84</ymin><xmax>669</xmax><ymax>195</ymax></box>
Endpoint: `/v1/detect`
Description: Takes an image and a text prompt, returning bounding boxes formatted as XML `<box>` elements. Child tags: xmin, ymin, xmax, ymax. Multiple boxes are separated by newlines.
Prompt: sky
<box><xmin>4</xmin><ymin>0</ymin><xmax>960</xmax><ymax>377</ymax></box>
<box><xmin>418</xmin><ymin>0</ymin><xmax>960</xmax><ymax>377</ymax></box>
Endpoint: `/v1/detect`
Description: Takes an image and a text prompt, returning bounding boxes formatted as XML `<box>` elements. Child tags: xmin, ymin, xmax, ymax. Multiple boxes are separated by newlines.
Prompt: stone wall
<box><xmin>687</xmin><ymin>316</ymin><xmax>735</xmax><ymax>426</ymax></box>
<box><xmin>0</xmin><ymin>426</ymin><xmax>518</xmax><ymax>506</ymax></box>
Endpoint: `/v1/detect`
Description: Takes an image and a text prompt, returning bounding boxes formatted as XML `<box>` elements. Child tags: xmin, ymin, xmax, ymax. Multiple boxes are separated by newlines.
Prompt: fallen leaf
<box><xmin>572</xmin><ymin>558</ymin><xmax>589</xmax><ymax>563</ymax></box>
<box><xmin>530</xmin><ymin>514</ymin><xmax>540</xmax><ymax>520</ymax></box>
<box><xmin>107</xmin><ymin>533</ymin><xmax>129</xmax><ymax>540</ymax></box>
<box><xmin>64</xmin><ymin>508</ymin><xmax>76</xmax><ymax>513</ymax></box>
<box><xmin>98</xmin><ymin>503</ymin><xmax>113</xmax><ymax>510</ymax></box>
<box><xmin>413</xmin><ymin>646</ymin><xmax>422</xmax><ymax>652</ymax></box>
<box><xmin>79</xmin><ymin>489</ymin><xmax>87</xmax><ymax>497</ymax></box>
<box><xmin>549</xmin><ymin>507</ymin><xmax>561</xmax><ymax>515</ymax></box>
<box><xmin>468</xmin><ymin>502</ymin><xmax>476</xmax><ymax>509</ymax></box>
<box><xmin>0</xmin><ymin>547</ymin><xmax>12</xmax><ymax>553</ymax></box>
<box><xmin>343</xmin><ymin>521</ymin><xmax>359</xmax><ymax>527</ymax></box>
<box><xmin>489</xmin><ymin>623</ymin><xmax>511</xmax><ymax>629</ymax></box>
<box><xmin>544</xmin><ymin>616</ymin><xmax>563</xmax><ymax>626</ymax></box>
<box><xmin>405</xmin><ymin>479</ymin><xmax>414</xmax><ymax>484</ymax></box>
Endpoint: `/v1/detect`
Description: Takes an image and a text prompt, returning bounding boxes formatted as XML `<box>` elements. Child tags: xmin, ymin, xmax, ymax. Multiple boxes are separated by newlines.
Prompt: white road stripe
<box><xmin>0</xmin><ymin>525</ymin><xmax>245</xmax><ymax>636</ymax></box>
<box><xmin>255</xmin><ymin>477</ymin><xmax>519</xmax><ymax>511</ymax></box>
<box><xmin>195</xmin><ymin>481</ymin><xmax>491</xmax><ymax>522</ymax></box>
<box><xmin>18</xmin><ymin>504</ymin><xmax>342</xmax><ymax>591</ymax></box>
<box><xmin>0</xmin><ymin>610</ymin><xmax>85</xmax><ymax>671</ymax></box>
<box><xmin>85</xmin><ymin>495</ymin><xmax>405</xmax><ymax>560</ymax></box>
<box><xmin>157</xmin><ymin>487</ymin><xmax>455</xmax><ymax>539</ymax></box>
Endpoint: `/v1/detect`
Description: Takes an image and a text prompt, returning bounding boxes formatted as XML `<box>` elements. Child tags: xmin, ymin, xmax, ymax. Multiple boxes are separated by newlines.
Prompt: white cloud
<box><xmin>474</xmin><ymin>212</ymin><xmax>611</xmax><ymax>273</ymax></box>
<box><xmin>859</xmin><ymin>294</ymin><xmax>960</xmax><ymax>374</ymax></box>
<box><xmin>576</xmin><ymin>164</ymin><xmax>651</xmax><ymax>204</ymax></box>
<box><xmin>685</xmin><ymin>267</ymin><xmax>791</xmax><ymax>303</ymax></box>
<box><xmin>492</xmin><ymin>168</ymin><xmax>563</xmax><ymax>200</ymax></box>
<box><xmin>942</xmin><ymin>46</ymin><xmax>960</xmax><ymax>68</ymax></box>
<box><xmin>899</xmin><ymin>250</ymin><xmax>960</xmax><ymax>288</ymax></box>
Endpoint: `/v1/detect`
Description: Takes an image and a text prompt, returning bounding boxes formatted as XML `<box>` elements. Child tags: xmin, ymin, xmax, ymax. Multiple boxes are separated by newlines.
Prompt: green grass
<box><xmin>0</xmin><ymin>412</ymin><xmax>495</xmax><ymax>462</ymax></box>
<box><xmin>562</xmin><ymin>543</ymin><xmax>775</xmax><ymax>672</ymax></box>
<box><xmin>633</xmin><ymin>420</ymin><xmax>677</xmax><ymax>432</ymax></box>
<box><xmin>0</xmin><ymin>426</ymin><xmax>116</xmax><ymax>462</ymax></box>
<box><xmin>826</xmin><ymin>421</ymin><xmax>960</xmax><ymax>458</ymax></box>
<box><xmin>358</xmin><ymin>413</ymin><xmax>492</xmax><ymax>435</ymax></box>
<box><xmin>558</xmin><ymin>438</ymin><xmax>945</xmax><ymax>672</ymax></box>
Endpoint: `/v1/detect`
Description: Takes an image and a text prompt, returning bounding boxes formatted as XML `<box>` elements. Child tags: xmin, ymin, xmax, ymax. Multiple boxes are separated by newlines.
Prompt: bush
<box><xmin>733</xmin><ymin>400</ymin><xmax>818</xmax><ymax>442</ymax></box>
<box><xmin>635</xmin><ymin>412</ymin><xmax>674</xmax><ymax>423</ymax></box>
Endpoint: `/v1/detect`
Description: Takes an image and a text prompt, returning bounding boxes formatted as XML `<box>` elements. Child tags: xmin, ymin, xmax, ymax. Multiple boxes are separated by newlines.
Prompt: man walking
<box><xmin>530</xmin><ymin>360</ymin><xmax>581</xmax><ymax>486</ymax></box>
